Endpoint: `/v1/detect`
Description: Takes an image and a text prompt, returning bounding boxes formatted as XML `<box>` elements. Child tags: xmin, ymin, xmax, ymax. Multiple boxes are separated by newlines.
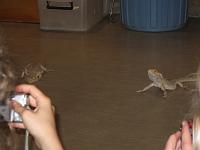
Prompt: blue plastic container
<box><xmin>121</xmin><ymin>0</ymin><xmax>188</xmax><ymax>32</ymax></box>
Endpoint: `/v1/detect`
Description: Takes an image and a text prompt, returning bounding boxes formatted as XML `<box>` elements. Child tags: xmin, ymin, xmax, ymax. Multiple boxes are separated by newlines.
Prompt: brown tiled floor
<box><xmin>1</xmin><ymin>18</ymin><xmax>200</xmax><ymax>150</ymax></box>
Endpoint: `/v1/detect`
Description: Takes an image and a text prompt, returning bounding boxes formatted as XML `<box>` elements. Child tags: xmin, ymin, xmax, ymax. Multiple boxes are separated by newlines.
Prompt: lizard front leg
<box><xmin>160</xmin><ymin>85</ymin><xmax>167</xmax><ymax>97</ymax></box>
<box><xmin>136</xmin><ymin>83</ymin><xmax>154</xmax><ymax>93</ymax></box>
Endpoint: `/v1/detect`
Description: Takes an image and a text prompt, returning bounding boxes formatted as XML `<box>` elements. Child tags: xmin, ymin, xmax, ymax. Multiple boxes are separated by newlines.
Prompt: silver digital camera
<box><xmin>10</xmin><ymin>93</ymin><xmax>29</xmax><ymax>122</ymax></box>
<box><xmin>0</xmin><ymin>92</ymin><xmax>29</xmax><ymax>122</ymax></box>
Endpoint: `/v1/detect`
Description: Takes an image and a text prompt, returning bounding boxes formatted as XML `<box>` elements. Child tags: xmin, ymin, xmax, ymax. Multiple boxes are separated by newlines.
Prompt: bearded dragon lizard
<box><xmin>136</xmin><ymin>69</ymin><xmax>198</xmax><ymax>97</ymax></box>
<box><xmin>21</xmin><ymin>63</ymin><xmax>53</xmax><ymax>84</ymax></box>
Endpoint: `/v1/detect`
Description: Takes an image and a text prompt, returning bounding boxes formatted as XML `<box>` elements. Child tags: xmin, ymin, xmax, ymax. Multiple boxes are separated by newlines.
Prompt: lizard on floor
<box><xmin>21</xmin><ymin>63</ymin><xmax>52</xmax><ymax>84</ymax></box>
<box><xmin>136</xmin><ymin>69</ymin><xmax>198</xmax><ymax>97</ymax></box>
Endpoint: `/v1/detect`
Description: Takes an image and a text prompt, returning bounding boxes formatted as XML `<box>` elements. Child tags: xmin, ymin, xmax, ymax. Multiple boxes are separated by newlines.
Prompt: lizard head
<box><xmin>148</xmin><ymin>69</ymin><xmax>163</xmax><ymax>81</ymax></box>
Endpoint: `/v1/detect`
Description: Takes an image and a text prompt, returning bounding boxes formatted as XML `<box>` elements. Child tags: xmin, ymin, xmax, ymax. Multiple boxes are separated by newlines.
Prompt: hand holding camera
<box><xmin>9</xmin><ymin>84</ymin><xmax>63</xmax><ymax>150</ymax></box>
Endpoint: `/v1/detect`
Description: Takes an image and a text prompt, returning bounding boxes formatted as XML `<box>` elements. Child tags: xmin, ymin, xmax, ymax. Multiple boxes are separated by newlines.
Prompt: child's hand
<box><xmin>9</xmin><ymin>84</ymin><xmax>63</xmax><ymax>150</ymax></box>
<box><xmin>164</xmin><ymin>121</ymin><xmax>192</xmax><ymax>150</ymax></box>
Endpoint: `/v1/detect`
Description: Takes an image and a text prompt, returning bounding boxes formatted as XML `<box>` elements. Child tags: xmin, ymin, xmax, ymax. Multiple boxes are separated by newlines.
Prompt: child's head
<box><xmin>190</xmin><ymin>66</ymin><xmax>200</xmax><ymax>149</ymax></box>
<box><xmin>0</xmin><ymin>57</ymin><xmax>15</xmax><ymax>104</ymax></box>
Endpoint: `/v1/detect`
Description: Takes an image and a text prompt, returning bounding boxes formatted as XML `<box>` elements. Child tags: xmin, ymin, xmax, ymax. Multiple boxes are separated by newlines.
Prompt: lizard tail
<box><xmin>174</xmin><ymin>73</ymin><xmax>198</xmax><ymax>83</ymax></box>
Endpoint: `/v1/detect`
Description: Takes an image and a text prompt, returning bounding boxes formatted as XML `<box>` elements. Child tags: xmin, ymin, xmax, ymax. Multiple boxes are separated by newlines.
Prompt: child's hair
<box><xmin>0</xmin><ymin>33</ymin><xmax>15</xmax><ymax>104</ymax></box>
<box><xmin>193</xmin><ymin>115</ymin><xmax>200</xmax><ymax>150</ymax></box>
<box><xmin>187</xmin><ymin>66</ymin><xmax>200</xmax><ymax>149</ymax></box>
<box><xmin>0</xmin><ymin>123</ymin><xmax>18</xmax><ymax>150</ymax></box>
<box><xmin>0</xmin><ymin>33</ymin><xmax>23</xmax><ymax>150</ymax></box>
